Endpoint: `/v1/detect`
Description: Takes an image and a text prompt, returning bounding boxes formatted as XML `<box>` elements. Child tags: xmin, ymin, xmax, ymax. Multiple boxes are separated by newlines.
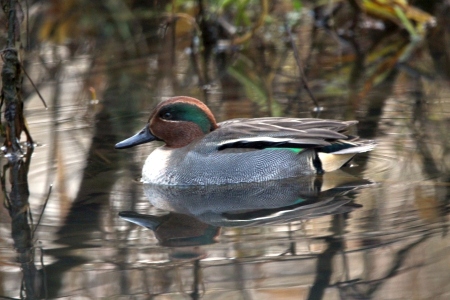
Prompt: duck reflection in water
<box><xmin>120</xmin><ymin>170</ymin><xmax>372</xmax><ymax>246</ymax></box>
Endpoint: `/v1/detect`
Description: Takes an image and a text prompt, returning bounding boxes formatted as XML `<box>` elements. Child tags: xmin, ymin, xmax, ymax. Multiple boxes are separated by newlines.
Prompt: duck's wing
<box><xmin>213</xmin><ymin>118</ymin><xmax>362</xmax><ymax>150</ymax></box>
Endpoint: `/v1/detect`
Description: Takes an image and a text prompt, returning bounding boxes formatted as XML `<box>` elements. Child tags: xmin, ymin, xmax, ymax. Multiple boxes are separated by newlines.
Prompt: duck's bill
<box><xmin>115</xmin><ymin>126</ymin><xmax>156</xmax><ymax>149</ymax></box>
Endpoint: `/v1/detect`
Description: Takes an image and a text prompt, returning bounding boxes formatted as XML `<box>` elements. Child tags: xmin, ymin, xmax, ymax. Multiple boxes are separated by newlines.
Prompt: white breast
<box><xmin>141</xmin><ymin>148</ymin><xmax>173</xmax><ymax>184</ymax></box>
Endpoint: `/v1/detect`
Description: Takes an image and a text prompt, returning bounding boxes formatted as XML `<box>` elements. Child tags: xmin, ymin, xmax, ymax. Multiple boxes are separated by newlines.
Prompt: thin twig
<box><xmin>32</xmin><ymin>184</ymin><xmax>53</xmax><ymax>236</ymax></box>
<box><xmin>39</xmin><ymin>246</ymin><xmax>48</xmax><ymax>299</ymax></box>
<box><xmin>284</xmin><ymin>21</ymin><xmax>320</xmax><ymax>109</ymax></box>
<box><xmin>21</xmin><ymin>64</ymin><xmax>48</xmax><ymax>108</ymax></box>
<box><xmin>25</xmin><ymin>0</ymin><xmax>29</xmax><ymax>51</ymax></box>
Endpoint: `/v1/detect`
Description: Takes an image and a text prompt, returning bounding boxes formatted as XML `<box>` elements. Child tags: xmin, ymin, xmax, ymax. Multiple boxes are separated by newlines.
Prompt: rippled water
<box><xmin>1</xmin><ymin>2</ymin><xmax>450</xmax><ymax>299</ymax></box>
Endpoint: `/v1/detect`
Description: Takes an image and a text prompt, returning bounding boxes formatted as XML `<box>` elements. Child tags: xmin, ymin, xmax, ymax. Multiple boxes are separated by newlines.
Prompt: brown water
<box><xmin>1</xmin><ymin>1</ymin><xmax>450</xmax><ymax>299</ymax></box>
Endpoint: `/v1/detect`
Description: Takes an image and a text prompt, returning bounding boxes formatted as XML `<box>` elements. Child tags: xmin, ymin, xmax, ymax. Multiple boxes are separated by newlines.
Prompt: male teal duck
<box><xmin>115</xmin><ymin>96</ymin><xmax>375</xmax><ymax>185</ymax></box>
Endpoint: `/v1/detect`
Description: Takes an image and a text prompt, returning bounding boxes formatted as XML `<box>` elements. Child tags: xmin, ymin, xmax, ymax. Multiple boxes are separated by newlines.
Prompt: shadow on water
<box><xmin>1</xmin><ymin>0</ymin><xmax>450</xmax><ymax>299</ymax></box>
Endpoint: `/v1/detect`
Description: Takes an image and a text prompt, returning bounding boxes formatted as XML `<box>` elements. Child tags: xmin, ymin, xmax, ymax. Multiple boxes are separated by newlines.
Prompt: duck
<box><xmin>115</xmin><ymin>96</ymin><xmax>375</xmax><ymax>185</ymax></box>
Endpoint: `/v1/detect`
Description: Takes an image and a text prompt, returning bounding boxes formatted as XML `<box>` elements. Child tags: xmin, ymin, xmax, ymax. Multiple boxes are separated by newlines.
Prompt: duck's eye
<box><xmin>161</xmin><ymin>112</ymin><xmax>172</xmax><ymax>120</ymax></box>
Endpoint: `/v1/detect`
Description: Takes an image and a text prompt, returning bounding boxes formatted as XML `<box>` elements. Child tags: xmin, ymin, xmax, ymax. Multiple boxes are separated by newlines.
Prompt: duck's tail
<box><xmin>317</xmin><ymin>139</ymin><xmax>376</xmax><ymax>172</ymax></box>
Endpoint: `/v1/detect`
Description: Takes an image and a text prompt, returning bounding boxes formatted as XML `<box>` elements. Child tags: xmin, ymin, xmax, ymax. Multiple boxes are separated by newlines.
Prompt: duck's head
<box><xmin>115</xmin><ymin>96</ymin><xmax>218</xmax><ymax>149</ymax></box>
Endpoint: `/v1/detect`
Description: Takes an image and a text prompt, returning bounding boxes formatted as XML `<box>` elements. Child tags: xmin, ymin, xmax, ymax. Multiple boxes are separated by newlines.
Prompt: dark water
<box><xmin>1</xmin><ymin>1</ymin><xmax>450</xmax><ymax>299</ymax></box>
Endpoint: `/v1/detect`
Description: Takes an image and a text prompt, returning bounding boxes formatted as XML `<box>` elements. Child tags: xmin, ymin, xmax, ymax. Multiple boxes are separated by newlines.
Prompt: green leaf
<box><xmin>292</xmin><ymin>0</ymin><xmax>302</xmax><ymax>12</ymax></box>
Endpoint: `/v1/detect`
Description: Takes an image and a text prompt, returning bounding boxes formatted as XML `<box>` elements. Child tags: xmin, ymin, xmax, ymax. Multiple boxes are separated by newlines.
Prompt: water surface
<box><xmin>1</xmin><ymin>1</ymin><xmax>450</xmax><ymax>299</ymax></box>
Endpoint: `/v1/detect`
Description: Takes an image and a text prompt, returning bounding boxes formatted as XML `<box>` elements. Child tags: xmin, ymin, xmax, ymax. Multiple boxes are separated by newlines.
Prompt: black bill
<box><xmin>115</xmin><ymin>126</ymin><xmax>157</xmax><ymax>149</ymax></box>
